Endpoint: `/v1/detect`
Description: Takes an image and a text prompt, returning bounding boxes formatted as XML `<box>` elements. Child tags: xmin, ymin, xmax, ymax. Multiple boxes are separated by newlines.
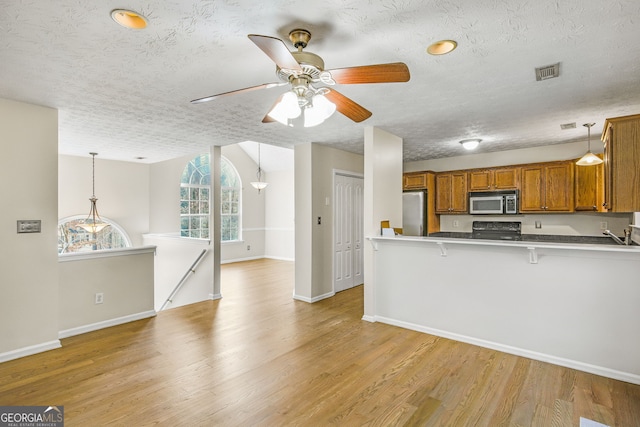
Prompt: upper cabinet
<box><xmin>435</xmin><ymin>171</ymin><xmax>467</xmax><ymax>213</ymax></box>
<box><xmin>468</xmin><ymin>167</ymin><xmax>519</xmax><ymax>191</ymax></box>
<box><xmin>602</xmin><ymin>114</ymin><xmax>640</xmax><ymax>212</ymax></box>
<box><xmin>574</xmin><ymin>154</ymin><xmax>605</xmax><ymax>211</ymax></box>
<box><xmin>403</xmin><ymin>171</ymin><xmax>429</xmax><ymax>190</ymax></box>
<box><xmin>520</xmin><ymin>161</ymin><xmax>574</xmax><ymax>212</ymax></box>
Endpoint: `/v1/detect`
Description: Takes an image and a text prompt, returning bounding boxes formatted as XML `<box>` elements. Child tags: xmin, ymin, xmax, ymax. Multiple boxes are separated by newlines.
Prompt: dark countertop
<box><xmin>427</xmin><ymin>232</ymin><xmax>629</xmax><ymax>246</ymax></box>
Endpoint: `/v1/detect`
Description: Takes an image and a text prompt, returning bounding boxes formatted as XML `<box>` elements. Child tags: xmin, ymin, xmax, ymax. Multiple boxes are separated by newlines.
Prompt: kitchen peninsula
<box><xmin>367</xmin><ymin>234</ymin><xmax>640</xmax><ymax>385</ymax></box>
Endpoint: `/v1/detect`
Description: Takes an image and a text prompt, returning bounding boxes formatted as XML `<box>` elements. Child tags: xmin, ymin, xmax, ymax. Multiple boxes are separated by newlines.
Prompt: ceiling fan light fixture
<box><xmin>110</xmin><ymin>9</ymin><xmax>148</xmax><ymax>30</ymax></box>
<box><xmin>576</xmin><ymin>122</ymin><xmax>603</xmax><ymax>166</ymax></box>
<box><xmin>427</xmin><ymin>40</ymin><xmax>457</xmax><ymax>55</ymax></box>
<box><xmin>304</xmin><ymin>94</ymin><xmax>336</xmax><ymax>127</ymax></box>
<box><xmin>460</xmin><ymin>138</ymin><xmax>481</xmax><ymax>150</ymax></box>
<box><xmin>267</xmin><ymin>91</ymin><xmax>301</xmax><ymax>125</ymax></box>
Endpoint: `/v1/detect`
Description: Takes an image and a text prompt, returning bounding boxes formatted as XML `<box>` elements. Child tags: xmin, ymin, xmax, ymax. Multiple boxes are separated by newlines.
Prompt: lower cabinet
<box><xmin>520</xmin><ymin>161</ymin><xmax>574</xmax><ymax>212</ymax></box>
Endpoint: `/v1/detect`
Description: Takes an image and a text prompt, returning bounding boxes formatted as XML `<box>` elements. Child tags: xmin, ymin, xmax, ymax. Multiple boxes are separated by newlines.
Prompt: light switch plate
<box><xmin>17</xmin><ymin>220</ymin><xmax>41</xmax><ymax>233</ymax></box>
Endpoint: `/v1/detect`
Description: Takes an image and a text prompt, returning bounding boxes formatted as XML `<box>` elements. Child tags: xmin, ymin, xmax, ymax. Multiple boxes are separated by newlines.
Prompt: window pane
<box><xmin>180</xmin><ymin>154</ymin><xmax>241</xmax><ymax>240</ymax></box>
<box><xmin>58</xmin><ymin>218</ymin><xmax>130</xmax><ymax>253</ymax></box>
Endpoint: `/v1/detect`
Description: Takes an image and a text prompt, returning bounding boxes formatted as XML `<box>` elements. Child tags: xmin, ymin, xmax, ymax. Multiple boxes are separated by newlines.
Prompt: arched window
<box><xmin>58</xmin><ymin>216</ymin><xmax>131</xmax><ymax>254</ymax></box>
<box><xmin>180</xmin><ymin>153</ymin><xmax>241</xmax><ymax>241</ymax></box>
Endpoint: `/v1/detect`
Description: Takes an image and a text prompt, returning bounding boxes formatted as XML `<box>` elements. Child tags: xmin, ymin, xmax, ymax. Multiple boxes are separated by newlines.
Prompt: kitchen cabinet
<box><xmin>601</xmin><ymin>114</ymin><xmax>640</xmax><ymax>212</ymax></box>
<box><xmin>468</xmin><ymin>167</ymin><xmax>519</xmax><ymax>191</ymax></box>
<box><xmin>403</xmin><ymin>171</ymin><xmax>429</xmax><ymax>190</ymax></box>
<box><xmin>520</xmin><ymin>161</ymin><xmax>574</xmax><ymax>212</ymax></box>
<box><xmin>574</xmin><ymin>154</ymin><xmax>605</xmax><ymax>211</ymax></box>
<box><xmin>435</xmin><ymin>171</ymin><xmax>467</xmax><ymax>213</ymax></box>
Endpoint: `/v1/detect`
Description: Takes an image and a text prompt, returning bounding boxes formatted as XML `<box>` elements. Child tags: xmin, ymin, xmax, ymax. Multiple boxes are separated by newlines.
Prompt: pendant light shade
<box><xmin>78</xmin><ymin>153</ymin><xmax>110</xmax><ymax>233</ymax></box>
<box><xmin>250</xmin><ymin>143</ymin><xmax>268</xmax><ymax>193</ymax></box>
<box><xmin>576</xmin><ymin>123</ymin><xmax>603</xmax><ymax>166</ymax></box>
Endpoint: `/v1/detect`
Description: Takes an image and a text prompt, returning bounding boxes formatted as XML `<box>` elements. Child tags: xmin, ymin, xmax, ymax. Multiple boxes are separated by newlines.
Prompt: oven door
<box><xmin>469</xmin><ymin>195</ymin><xmax>504</xmax><ymax>214</ymax></box>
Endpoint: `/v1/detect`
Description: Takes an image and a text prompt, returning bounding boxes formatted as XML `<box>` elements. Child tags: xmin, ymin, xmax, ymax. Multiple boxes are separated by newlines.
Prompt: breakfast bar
<box><xmin>367</xmin><ymin>235</ymin><xmax>640</xmax><ymax>384</ymax></box>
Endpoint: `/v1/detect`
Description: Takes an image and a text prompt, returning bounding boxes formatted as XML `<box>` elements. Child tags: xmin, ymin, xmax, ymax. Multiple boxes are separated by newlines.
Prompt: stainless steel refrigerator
<box><xmin>402</xmin><ymin>190</ymin><xmax>428</xmax><ymax>236</ymax></box>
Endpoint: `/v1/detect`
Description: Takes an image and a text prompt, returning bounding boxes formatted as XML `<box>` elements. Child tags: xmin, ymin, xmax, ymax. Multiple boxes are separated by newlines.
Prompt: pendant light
<box><xmin>78</xmin><ymin>153</ymin><xmax>110</xmax><ymax>233</ymax></box>
<box><xmin>250</xmin><ymin>143</ymin><xmax>268</xmax><ymax>193</ymax></box>
<box><xmin>576</xmin><ymin>123</ymin><xmax>603</xmax><ymax>166</ymax></box>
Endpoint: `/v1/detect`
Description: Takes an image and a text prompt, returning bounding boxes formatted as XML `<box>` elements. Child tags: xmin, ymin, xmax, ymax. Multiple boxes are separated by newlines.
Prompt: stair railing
<box><xmin>160</xmin><ymin>248</ymin><xmax>208</xmax><ymax>311</ymax></box>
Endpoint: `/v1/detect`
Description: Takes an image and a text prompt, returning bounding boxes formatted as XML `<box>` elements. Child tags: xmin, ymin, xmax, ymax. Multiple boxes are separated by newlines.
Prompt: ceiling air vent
<box><xmin>560</xmin><ymin>122</ymin><xmax>576</xmax><ymax>130</ymax></box>
<box><xmin>535</xmin><ymin>63</ymin><xmax>560</xmax><ymax>81</ymax></box>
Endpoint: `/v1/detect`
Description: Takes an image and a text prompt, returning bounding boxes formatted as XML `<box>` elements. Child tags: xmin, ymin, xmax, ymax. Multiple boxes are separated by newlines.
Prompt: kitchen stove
<box><xmin>472</xmin><ymin>221</ymin><xmax>522</xmax><ymax>241</ymax></box>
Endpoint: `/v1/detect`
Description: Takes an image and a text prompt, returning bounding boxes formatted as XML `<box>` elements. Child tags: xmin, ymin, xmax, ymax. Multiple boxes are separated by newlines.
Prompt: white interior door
<box><xmin>334</xmin><ymin>173</ymin><xmax>364</xmax><ymax>292</ymax></box>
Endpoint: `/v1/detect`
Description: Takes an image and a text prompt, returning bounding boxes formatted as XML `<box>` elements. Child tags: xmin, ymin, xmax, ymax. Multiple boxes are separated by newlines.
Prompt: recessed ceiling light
<box><xmin>111</xmin><ymin>9</ymin><xmax>148</xmax><ymax>30</ymax></box>
<box><xmin>460</xmin><ymin>139</ymin><xmax>481</xmax><ymax>150</ymax></box>
<box><xmin>427</xmin><ymin>40</ymin><xmax>457</xmax><ymax>55</ymax></box>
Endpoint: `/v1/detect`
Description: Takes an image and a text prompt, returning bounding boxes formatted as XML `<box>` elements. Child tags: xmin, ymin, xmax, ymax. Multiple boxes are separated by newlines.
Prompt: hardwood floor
<box><xmin>1</xmin><ymin>258</ymin><xmax>639</xmax><ymax>426</ymax></box>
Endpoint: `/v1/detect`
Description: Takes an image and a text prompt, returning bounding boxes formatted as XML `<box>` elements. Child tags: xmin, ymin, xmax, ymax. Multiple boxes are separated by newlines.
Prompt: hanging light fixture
<box><xmin>78</xmin><ymin>153</ymin><xmax>110</xmax><ymax>233</ymax></box>
<box><xmin>576</xmin><ymin>123</ymin><xmax>603</xmax><ymax>166</ymax></box>
<box><xmin>250</xmin><ymin>143</ymin><xmax>268</xmax><ymax>193</ymax></box>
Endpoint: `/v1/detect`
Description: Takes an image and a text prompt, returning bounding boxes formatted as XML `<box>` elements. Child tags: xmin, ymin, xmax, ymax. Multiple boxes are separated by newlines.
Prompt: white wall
<box><xmin>363</xmin><ymin>127</ymin><xmax>403</xmax><ymax>319</ymax></box>
<box><xmin>58</xmin><ymin>248</ymin><xmax>155</xmax><ymax>336</ymax></box>
<box><xmin>294</xmin><ymin>143</ymin><xmax>364</xmax><ymax>302</ymax></box>
<box><xmin>0</xmin><ymin>98</ymin><xmax>60</xmax><ymax>360</ymax></box>
<box><xmin>265</xmin><ymin>168</ymin><xmax>295</xmax><ymax>260</ymax></box>
<box><xmin>59</xmin><ymin>155</ymin><xmax>150</xmax><ymax>247</ymax></box>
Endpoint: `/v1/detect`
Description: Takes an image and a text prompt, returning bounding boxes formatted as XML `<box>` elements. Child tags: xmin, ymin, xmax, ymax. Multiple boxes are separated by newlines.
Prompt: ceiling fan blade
<box><xmin>191</xmin><ymin>82</ymin><xmax>284</xmax><ymax>104</ymax></box>
<box><xmin>248</xmin><ymin>34</ymin><xmax>302</xmax><ymax>72</ymax></box>
<box><xmin>327</xmin><ymin>62</ymin><xmax>410</xmax><ymax>84</ymax></box>
<box><xmin>262</xmin><ymin>93</ymin><xmax>284</xmax><ymax>123</ymax></box>
<box><xmin>324</xmin><ymin>89</ymin><xmax>372</xmax><ymax>123</ymax></box>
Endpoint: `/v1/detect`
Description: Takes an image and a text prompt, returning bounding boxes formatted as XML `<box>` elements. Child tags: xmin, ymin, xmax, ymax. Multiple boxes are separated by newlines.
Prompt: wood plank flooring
<box><xmin>1</xmin><ymin>258</ymin><xmax>639</xmax><ymax>426</ymax></box>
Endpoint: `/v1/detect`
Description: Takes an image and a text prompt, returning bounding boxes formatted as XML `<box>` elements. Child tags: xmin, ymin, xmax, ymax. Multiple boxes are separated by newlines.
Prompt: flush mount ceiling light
<box><xmin>460</xmin><ymin>139</ymin><xmax>481</xmax><ymax>150</ymax></box>
<box><xmin>576</xmin><ymin>123</ymin><xmax>603</xmax><ymax>166</ymax></box>
<box><xmin>111</xmin><ymin>9</ymin><xmax>148</xmax><ymax>29</ymax></box>
<box><xmin>427</xmin><ymin>40</ymin><xmax>457</xmax><ymax>55</ymax></box>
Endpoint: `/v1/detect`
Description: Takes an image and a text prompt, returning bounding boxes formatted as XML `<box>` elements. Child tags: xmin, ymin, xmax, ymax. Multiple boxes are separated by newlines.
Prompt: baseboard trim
<box><xmin>221</xmin><ymin>256</ymin><xmax>263</xmax><ymax>264</ymax></box>
<box><xmin>58</xmin><ymin>310</ymin><xmax>157</xmax><ymax>339</ymax></box>
<box><xmin>0</xmin><ymin>340</ymin><xmax>61</xmax><ymax>363</ymax></box>
<box><xmin>361</xmin><ymin>315</ymin><xmax>376</xmax><ymax>323</ymax></box>
<box><xmin>293</xmin><ymin>291</ymin><xmax>335</xmax><ymax>303</ymax></box>
<box><xmin>264</xmin><ymin>255</ymin><xmax>295</xmax><ymax>262</ymax></box>
<box><xmin>209</xmin><ymin>293</ymin><xmax>222</xmax><ymax>301</ymax></box>
<box><xmin>374</xmin><ymin>315</ymin><xmax>640</xmax><ymax>386</ymax></box>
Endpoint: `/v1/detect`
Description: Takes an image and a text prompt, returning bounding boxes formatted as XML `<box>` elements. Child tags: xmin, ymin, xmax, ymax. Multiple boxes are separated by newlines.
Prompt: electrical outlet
<box><xmin>95</xmin><ymin>293</ymin><xmax>104</xmax><ymax>304</ymax></box>
<box><xmin>535</xmin><ymin>221</ymin><xmax>542</xmax><ymax>229</ymax></box>
<box><xmin>600</xmin><ymin>222</ymin><xmax>608</xmax><ymax>230</ymax></box>
<box><xmin>317</xmin><ymin>217</ymin><xmax>322</xmax><ymax>225</ymax></box>
<box><xmin>453</xmin><ymin>220</ymin><xmax>459</xmax><ymax>228</ymax></box>
<box><xmin>247</xmin><ymin>245</ymin><xmax>251</xmax><ymax>251</ymax></box>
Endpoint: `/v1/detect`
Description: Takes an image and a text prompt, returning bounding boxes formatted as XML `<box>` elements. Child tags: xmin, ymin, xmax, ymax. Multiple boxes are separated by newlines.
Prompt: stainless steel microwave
<box><xmin>468</xmin><ymin>190</ymin><xmax>518</xmax><ymax>215</ymax></box>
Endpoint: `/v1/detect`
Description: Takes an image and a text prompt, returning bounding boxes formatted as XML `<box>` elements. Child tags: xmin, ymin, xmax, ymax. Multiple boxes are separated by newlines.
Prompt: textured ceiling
<box><xmin>1</xmin><ymin>0</ymin><xmax>640</xmax><ymax>164</ymax></box>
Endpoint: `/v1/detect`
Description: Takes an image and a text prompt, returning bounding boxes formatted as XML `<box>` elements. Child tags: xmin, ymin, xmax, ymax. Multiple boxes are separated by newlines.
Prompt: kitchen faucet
<box><xmin>603</xmin><ymin>229</ymin><xmax>627</xmax><ymax>245</ymax></box>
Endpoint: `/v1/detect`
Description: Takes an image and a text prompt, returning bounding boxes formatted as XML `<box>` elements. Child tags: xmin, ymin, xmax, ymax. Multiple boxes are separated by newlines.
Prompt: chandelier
<box><xmin>250</xmin><ymin>143</ymin><xmax>268</xmax><ymax>193</ymax></box>
<box><xmin>78</xmin><ymin>152</ymin><xmax>110</xmax><ymax>233</ymax></box>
